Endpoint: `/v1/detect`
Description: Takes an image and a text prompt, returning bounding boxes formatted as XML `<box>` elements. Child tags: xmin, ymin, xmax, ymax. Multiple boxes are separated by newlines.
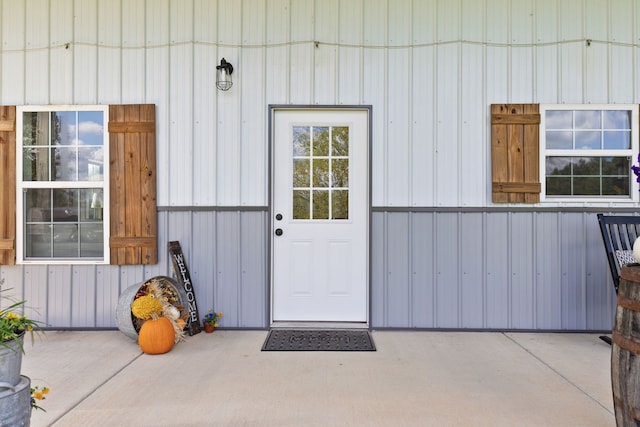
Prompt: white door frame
<box><xmin>268</xmin><ymin>105</ymin><xmax>372</xmax><ymax>326</ymax></box>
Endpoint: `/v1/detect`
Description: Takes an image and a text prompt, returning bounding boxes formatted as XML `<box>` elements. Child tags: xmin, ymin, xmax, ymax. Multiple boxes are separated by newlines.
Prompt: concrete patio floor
<box><xmin>20</xmin><ymin>330</ymin><xmax>614</xmax><ymax>427</ymax></box>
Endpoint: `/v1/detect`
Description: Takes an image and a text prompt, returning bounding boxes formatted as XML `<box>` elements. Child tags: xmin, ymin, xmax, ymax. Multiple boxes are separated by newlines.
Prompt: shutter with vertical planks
<box><xmin>491</xmin><ymin>104</ymin><xmax>541</xmax><ymax>203</ymax></box>
<box><xmin>0</xmin><ymin>106</ymin><xmax>16</xmax><ymax>265</ymax></box>
<box><xmin>108</xmin><ymin>104</ymin><xmax>158</xmax><ymax>265</ymax></box>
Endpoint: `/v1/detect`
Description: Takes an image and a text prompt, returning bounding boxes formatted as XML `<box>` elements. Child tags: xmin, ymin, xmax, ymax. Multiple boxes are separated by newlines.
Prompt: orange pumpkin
<box><xmin>138</xmin><ymin>317</ymin><xmax>175</xmax><ymax>355</ymax></box>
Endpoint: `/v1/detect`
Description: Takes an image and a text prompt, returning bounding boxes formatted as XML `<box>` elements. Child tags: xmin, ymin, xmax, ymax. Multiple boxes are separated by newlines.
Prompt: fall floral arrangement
<box><xmin>131</xmin><ymin>278</ymin><xmax>185</xmax><ymax>334</ymax></box>
<box><xmin>130</xmin><ymin>278</ymin><xmax>188</xmax><ymax>354</ymax></box>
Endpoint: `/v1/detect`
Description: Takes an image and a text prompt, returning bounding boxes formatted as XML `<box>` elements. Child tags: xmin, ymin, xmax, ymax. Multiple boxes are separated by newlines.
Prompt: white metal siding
<box><xmin>6</xmin><ymin>0</ymin><xmax>639</xmax><ymax>206</ymax></box>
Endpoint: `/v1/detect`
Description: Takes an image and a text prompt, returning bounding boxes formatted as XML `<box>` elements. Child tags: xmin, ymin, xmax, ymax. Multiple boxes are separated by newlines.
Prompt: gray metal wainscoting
<box><xmin>161</xmin><ymin>209</ymin><xmax>268</xmax><ymax>329</ymax></box>
<box><xmin>371</xmin><ymin>210</ymin><xmax>617</xmax><ymax>331</ymax></box>
<box><xmin>0</xmin><ymin>209</ymin><xmax>269</xmax><ymax>330</ymax></box>
<box><xmin>0</xmin><ymin>208</ymin><xmax>619</xmax><ymax>331</ymax></box>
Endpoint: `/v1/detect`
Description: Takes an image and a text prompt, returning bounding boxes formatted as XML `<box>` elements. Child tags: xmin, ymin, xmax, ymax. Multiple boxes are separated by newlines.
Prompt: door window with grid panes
<box><xmin>292</xmin><ymin>125</ymin><xmax>349</xmax><ymax>220</ymax></box>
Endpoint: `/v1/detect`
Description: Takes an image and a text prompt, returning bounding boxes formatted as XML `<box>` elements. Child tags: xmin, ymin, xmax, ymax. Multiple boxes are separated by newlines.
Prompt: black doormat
<box><xmin>261</xmin><ymin>329</ymin><xmax>376</xmax><ymax>351</ymax></box>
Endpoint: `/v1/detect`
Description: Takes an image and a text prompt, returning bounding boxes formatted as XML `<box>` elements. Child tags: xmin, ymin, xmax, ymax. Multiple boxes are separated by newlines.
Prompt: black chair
<box><xmin>596</xmin><ymin>213</ymin><xmax>640</xmax><ymax>344</ymax></box>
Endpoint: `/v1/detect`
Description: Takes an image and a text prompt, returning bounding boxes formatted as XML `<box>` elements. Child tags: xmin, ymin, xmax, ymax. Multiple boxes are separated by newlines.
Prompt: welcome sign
<box><xmin>168</xmin><ymin>241</ymin><xmax>202</xmax><ymax>336</ymax></box>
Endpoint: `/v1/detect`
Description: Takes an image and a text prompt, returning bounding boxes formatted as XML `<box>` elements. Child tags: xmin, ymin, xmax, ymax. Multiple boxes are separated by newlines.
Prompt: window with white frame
<box><xmin>540</xmin><ymin>105</ymin><xmax>639</xmax><ymax>201</ymax></box>
<box><xmin>16</xmin><ymin>106</ymin><xmax>109</xmax><ymax>263</ymax></box>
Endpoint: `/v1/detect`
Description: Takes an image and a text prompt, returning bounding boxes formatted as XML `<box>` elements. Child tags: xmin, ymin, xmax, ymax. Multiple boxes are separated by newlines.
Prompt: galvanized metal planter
<box><xmin>0</xmin><ymin>375</ymin><xmax>31</xmax><ymax>427</ymax></box>
<box><xmin>0</xmin><ymin>333</ymin><xmax>24</xmax><ymax>387</ymax></box>
<box><xmin>116</xmin><ymin>276</ymin><xmax>188</xmax><ymax>341</ymax></box>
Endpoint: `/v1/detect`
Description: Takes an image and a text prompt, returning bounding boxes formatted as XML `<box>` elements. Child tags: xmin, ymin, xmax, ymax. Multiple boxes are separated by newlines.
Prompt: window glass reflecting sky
<box><xmin>546</xmin><ymin>110</ymin><xmax>631</xmax><ymax>130</ymax></box>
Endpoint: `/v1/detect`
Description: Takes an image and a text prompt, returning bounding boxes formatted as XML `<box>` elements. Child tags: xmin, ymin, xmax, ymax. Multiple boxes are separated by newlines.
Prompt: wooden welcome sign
<box><xmin>168</xmin><ymin>241</ymin><xmax>202</xmax><ymax>335</ymax></box>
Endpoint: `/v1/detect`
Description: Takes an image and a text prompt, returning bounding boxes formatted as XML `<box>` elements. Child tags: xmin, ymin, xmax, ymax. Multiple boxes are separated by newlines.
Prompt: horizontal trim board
<box><xmin>159</xmin><ymin>206</ymin><xmax>639</xmax><ymax>214</ymax></box>
<box><xmin>371</xmin><ymin>206</ymin><xmax>640</xmax><ymax>213</ymax></box>
<box><xmin>0</xmin><ymin>119</ymin><xmax>15</xmax><ymax>131</ymax></box>
<box><xmin>491</xmin><ymin>113</ymin><xmax>541</xmax><ymax>124</ymax></box>
<box><xmin>108</xmin><ymin>122</ymin><xmax>155</xmax><ymax>133</ymax></box>
<box><xmin>0</xmin><ymin>239</ymin><xmax>14</xmax><ymax>249</ymax></box>
<box><xmin>157</xmin><ymin>206</ymin><xmax>269</xmax><ymax>212</ymax></box>
<box><xmin>109</xmin><ymin>237</ymin><xmax>156</xmax><ymax>247</ymax></box>
<box><xmin>493</xmin><ymin>182</ymin><xmax>541</xmax><ymax>193</ymax></box>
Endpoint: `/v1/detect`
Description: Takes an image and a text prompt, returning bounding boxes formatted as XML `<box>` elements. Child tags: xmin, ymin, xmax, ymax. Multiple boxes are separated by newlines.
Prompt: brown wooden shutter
<box><xmin>0</xmin><ymin>106</ymin><xmax>16</xmax><ymax>265</ymax></box>
<box><xmin>491</xmin><ymin>104</ymin><xmax>541</xmax><ymax>203</ymax></box>
<box><xmin>108</xmin><ymin>104</ymin><xmax>158</xmax><ymax>265</ymax></box>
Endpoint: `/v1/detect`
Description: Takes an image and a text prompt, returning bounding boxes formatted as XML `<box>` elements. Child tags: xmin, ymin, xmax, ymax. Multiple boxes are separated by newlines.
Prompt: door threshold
<box><xmin>270</xmin><ymin>321</ymin><xmax>369</xmax><ymax>330</ymax></box>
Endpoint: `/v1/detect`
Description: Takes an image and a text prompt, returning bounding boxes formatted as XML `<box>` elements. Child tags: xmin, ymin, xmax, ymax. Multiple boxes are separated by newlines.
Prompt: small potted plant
<box><xmin>1</xmin><ymin>280</ymin><xmax>41</xmax><ymax>352</ymax></box>
<box><xmin>0</xmin><ymin>279</ymin><xmax>46</xmax><ymax>423</ymax></box>
<box><xmin>202</xmin><ymin>309</ymin><xmax>222</xmax><ymax>333</ymax></box>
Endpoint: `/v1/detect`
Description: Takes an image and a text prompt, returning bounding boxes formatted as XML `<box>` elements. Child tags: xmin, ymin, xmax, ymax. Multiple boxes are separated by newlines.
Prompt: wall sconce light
<box><xmin>216</xmin><ymin>58</ymin><xmax>233</xmax><ymax>91</ymax></box>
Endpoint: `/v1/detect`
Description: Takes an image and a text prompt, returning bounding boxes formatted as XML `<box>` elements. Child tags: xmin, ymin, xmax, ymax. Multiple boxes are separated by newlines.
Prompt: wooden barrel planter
<box><xmin>612</xmin><ymin>265</ymin><xmax>640</xmax><ymax>425</ymax></box>
<box><xmin>116</xmin><ymin>276</ymin><xmax>188</xmax><ymax>341</ymax></box>
<box><xmin>0</xmin><ymin>375</ymin><xmax>31</xmax><ymax>427</ymax></box>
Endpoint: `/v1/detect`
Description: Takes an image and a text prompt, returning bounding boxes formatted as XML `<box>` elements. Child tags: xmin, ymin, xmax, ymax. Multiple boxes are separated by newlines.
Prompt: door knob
<box><xmin>275</xmin><ymin>214</ymin><xmax>283</xmax><ymax>221</ymax></box>
<box><xmin>275</xmin><ymin>228</ymin><xmax>283</xmax><ymax>236</ymax></box>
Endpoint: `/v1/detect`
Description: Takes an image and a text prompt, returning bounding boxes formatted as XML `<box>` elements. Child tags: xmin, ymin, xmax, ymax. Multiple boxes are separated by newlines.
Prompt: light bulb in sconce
<box><xmin>216</xmin><ymin>58</ymin><xmax>234</xmax><ymax>91</ymax></box>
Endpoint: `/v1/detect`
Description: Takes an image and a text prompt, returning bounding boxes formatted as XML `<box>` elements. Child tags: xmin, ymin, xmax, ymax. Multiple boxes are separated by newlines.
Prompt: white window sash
<box><xmin>16</xmin><ymin>105</ymin><xmax>110</xmax><ymax>264</ymax></box>
<box><xmin>540</xmin><ymin>104</ymin><xmax>639</xmax><ymax>204</ymax></box>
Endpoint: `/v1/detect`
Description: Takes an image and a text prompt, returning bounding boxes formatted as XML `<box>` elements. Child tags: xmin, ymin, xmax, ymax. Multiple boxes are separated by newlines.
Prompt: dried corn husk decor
<box><xmin>131</xmin><ymin>295</ymin><xmax>163</xmax><ymax>320</ymax></box>
<box><xmin>145</xmin><ymin>279</ymin><xmax>186</xmax><ymax>344</ymax></box>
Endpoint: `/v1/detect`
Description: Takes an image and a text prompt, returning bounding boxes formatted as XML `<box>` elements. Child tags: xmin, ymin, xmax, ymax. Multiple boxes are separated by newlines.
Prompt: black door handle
<box><xmin>275</xmin><ymin>228</ymin><xmax>283</xmax><ymax>236</ymax></box>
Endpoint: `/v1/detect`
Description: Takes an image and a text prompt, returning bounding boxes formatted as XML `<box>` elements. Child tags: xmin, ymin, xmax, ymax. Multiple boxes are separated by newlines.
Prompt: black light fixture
<box><xmin>216</xmin><ymin>58</ymin><xmax>233</xmax><ymax>91</ymax></box>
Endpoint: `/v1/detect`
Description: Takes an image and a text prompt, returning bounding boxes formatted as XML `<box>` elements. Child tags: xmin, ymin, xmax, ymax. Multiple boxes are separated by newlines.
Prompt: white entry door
<box><xmin>272</xmin><ymin>108</ymin><xmax>369</xmax><ymax>322</ymax></box>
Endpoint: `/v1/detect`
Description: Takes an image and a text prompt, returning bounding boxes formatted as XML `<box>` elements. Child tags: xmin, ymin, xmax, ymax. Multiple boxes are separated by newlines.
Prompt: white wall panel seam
<box><xmin>408</xmin><ymin>0</ymin><xmax>414</xmax><ymax>209</ymax></box>
<box><xmin>580</xmin><ymin>0</ymin><xmax>587</xmax><ymax>102</ymax></box>
<box><xmin>0</xmin><ymin>0</ymin><xmax>2</xmax><ymax>101</ymax></box>
<box><xmin>46</xmin><ymin>0</ymin><xmax>53</xmax><ymax>104</ymax></box>
<box><xmin>22</xmin><ymin>1</ymin><xmax>29</xmax><ymax>103</ymax></box>
<box><xmin>606</xmin><ymin>1</ymin><xmax>612</xmax><ymax>102</ymax></box>
<box><xmin>456</xmin><ymin>6</ymin><xmax>462</xmax><ymax>207</ymax></box>
<box><xmin>214</xmin><ymin>0</ymin><xmax>222</xmax><ymax>204</ymax></box>
<box><xmin>383</xmin><ymin>0</ymin><xmax>389</xmax><ymax>206</ymax></box>
<box><xmin>190</xmin><ymin>0</ymin><xmax>197</xmax><ymax>205</ymax></box>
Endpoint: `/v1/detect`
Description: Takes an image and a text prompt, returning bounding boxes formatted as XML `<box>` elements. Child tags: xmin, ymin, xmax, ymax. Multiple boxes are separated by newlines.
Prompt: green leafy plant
<box><xmin>30</xmin><ymin>385</ymin><xmax>50</xmax><ymax>412</ymax></box>
<box><xmin>0</xmin><ymin>278</ymin><xmax>42</xmax><ymax>351</ymax></box>
<box><xmin>203</xmin><ymin>309</ymin><xmax>222</xmax><ymax>327</ymax></box>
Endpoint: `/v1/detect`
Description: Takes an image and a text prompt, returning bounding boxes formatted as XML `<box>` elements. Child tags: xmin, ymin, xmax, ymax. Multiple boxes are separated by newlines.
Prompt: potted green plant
<box><xmin>1</xmin><ymin>303</ymin><xmax>40</xmax><ymax>351</ymax></box>
<box><xmin>202</xmin><ymin>309</ymin><xmax>222</xmax><ymax>333</ymax></box>
<box><xmin>1</xmin><ymin>280</ymin><xmax>41</xmax><ymax>349</ymax></box>
<box><xmin>0</xmin><ymin>278</ymin><xmax>46</xmax><ymax>423</ymax></box>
